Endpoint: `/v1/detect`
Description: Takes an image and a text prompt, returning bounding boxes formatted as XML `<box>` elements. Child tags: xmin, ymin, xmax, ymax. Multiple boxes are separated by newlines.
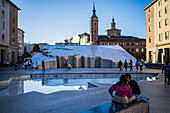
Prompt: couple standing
<box><xmin>109</xmin><ymin>73</ymin><xmax>141</xmax><ymax>104</ymax></box>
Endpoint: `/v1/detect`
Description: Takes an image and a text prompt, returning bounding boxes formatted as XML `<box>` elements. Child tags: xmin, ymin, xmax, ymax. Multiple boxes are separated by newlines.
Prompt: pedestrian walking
<box><xmin>124</xmin><ymin>60</ymin><xmax>128</xmax><ymax>71</ymax></box>
<box><xmin>129</xmin><ymin>60</ymin><xmax>133</xmax><ymax>71</ymax></box>
<box><xmin>42</xmin><ymin>60</ymin><xmax>45</xmax><ymax>72</ymax></box>
<box><xmin>119</xmin><ymin>60</ymin><xmax>123</xmax><ymax>71</ymax></box>
<box><xmin>135</xmin><ymin>60</ymin><xmax>139</xmax><ymax>71</ymax></box>
<box><xmin>139</xmin><ymin>60</ymin><xmax>143</xmax><ymax>71</ymax></box>
<box><xmin>162</xmin><ymin>61</ymin><xmax>170</xmax><ymax>85</ymax></box>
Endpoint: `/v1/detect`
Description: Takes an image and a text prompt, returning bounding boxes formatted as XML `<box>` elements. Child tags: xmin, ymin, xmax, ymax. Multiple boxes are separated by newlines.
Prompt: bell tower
<box><xmin>90</xmin><ymin>1</ymin><xmax>98</xmax><ymax>45</ymax></box>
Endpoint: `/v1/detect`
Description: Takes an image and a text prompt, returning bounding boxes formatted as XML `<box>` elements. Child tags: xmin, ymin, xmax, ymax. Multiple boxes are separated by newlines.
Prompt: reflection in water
<box><xmin>0</xmin><ymin>74</ymin><xmax>157</xmax><ymax>96</ymax></box>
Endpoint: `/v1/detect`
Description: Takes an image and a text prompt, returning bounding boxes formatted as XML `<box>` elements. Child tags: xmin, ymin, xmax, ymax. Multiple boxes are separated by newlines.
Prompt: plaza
<box><xmin>0</xmin><ymin>67</ymin><xmax>170</xmax><ymax>113</ymax></box>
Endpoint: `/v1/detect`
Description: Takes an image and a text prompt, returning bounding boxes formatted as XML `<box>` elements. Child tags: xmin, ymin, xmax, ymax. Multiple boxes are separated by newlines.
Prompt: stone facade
<box><xmin>144</xmin><ymin>0</ymin><xmax>170</xmax><ymax>63</ymax></box>
<box><xmin>0</xmin><ymin>0</ymin><xmax>20</xmax><ymax>66</ymax></box>
<box><xmin>18</xmin><ymin>28</ymin><xmax>24</xmax><ymax>63</ymax></box>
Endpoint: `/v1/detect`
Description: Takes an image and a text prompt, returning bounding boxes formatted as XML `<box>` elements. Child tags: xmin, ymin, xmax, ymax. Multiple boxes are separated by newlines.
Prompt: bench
<box><xmin>79</xmin><ymin>101</ymin><xmax>150</xmax><ymax>113</ymax></box>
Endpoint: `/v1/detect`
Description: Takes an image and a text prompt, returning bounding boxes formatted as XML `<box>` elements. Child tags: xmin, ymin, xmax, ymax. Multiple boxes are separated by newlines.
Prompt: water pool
<box><xmin>0</xmin><ymin>73</ymin><xmax>158</xmax><ymax>96</ymax></box>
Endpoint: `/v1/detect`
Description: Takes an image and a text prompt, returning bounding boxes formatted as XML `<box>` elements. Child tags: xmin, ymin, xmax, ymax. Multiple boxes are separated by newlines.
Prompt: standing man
<box><xmin>124</xmin><ymin>60</ymin><xmax>128</xmax><ymax>71</ymax></box>
<box><xmin>162</xmin><ymin>61</ymin><xmax>170</xmax><ymax>85</ymax></box>
<box><xmin>139</xmin><ymin>60</ymin><xmax>143</xmax><ymax>71</ymax></box>
<box><xmin>42</xmin><ymin>60</ymin><xmax>45</xmax><ymax>72</ymax></box>
<box><xmin>119</xmin><ymin>60</ymin><xmax>123</xmax><ymax>71</ymax></box>
<box><xmin>135</xmin><ymin>60</ymin><xmax>139</xmax><ymax>71</ymax></box>
<box><xmin>125</xmin><ymin>73</ymin><xmax>141</xmax><ymax>97</ymax></box>
<box><xmin>129</xmin><ymin>60</ymin><xmax>133</xmax><ymax>71</ymax></box>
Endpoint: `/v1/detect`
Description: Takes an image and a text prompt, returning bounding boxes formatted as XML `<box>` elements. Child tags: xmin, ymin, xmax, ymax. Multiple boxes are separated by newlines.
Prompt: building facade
<box><xmin>144</xmin><ymin>0</ymin><xmax>170</xmax><ymax>63</ymax></box>
<box><xmin>98</xmin><ymin>18</ymin><xmax>146</xmax><ymax>60</ymax></box>
<box><xmin>18</xmin><ymin>28</ymin><xmax>24</xmax><ymax>63</ymax></box>
<box><xmin>0</xmin><ymin>0</ymin><xmax>20</xmax><ymax>66</ymax></box>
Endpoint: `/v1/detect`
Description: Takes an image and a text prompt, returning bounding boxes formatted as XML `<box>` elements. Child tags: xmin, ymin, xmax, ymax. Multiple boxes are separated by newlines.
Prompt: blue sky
<box><xmin>11</xmin><ymin>0</ymin><xmax>153</xmax><ymax>45</ymax></box>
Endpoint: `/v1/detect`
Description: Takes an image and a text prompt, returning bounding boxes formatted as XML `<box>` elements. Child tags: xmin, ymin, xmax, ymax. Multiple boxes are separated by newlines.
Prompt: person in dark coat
<box><xmin>124</xmin><ymin>60</ymin><xmax>128</xmax><ymax>71</ymax></box>
<box><xmin>119</xmin><ymin>60</ymin><xmax>123</xmax><ymax>71</ymax></box>
<box><xmin>42</xmin><ymin>60</ymin><xmax>45</xmax><ymax>72</ymax></box>
<box><xmin>125</xmin><ymin>73</ymin><xmax>141</xmax><ymax>96</ymax></box>
<box><xmin>162</xmin><ymin>61</ymin><xmax>170</xmax><ymax>85</ymax></box>
<box><xmin>129</xmin><ymin>60</ymin><xmax>133</xmax><ymax>71</ymax></box>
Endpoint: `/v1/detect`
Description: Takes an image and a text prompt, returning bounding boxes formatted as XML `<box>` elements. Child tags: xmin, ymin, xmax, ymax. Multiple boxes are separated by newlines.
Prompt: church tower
<box><xmin>90</xmin><ymin>1</ymin><xmax>98</xmax><ymax>45</ymax></box>
<box><xmin>111</xmin><ymin>17</ymin><xmax>116</xmax><ymax>29</ymax></box>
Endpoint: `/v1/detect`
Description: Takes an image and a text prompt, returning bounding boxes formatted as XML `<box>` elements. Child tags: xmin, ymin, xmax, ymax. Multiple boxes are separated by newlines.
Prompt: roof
<box><xmin>143</xmin><ymin>0</ymin><xmax>158</xmax><ymax>10</ymax></box>
<box><xmin>6</xmin><ymin>0</ymin><xmax>20</xmax><ymax>10</ymax></box>
<box><xmin>18</xmin><ymin>28</ymin><xmax>25</xmax><ymax>33</ymax></box>
<box><xmin>106</xmin><ymin>29</ymin><xmax>121</xmax><ymax>31</ymax></box>
<box><xmin>98</xmin><ymin>35</ymin><xmax>146</xmax><ymax>41</ymax></box>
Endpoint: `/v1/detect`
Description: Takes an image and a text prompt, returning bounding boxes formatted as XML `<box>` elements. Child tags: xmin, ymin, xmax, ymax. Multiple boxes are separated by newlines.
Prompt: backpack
<box><xmin>165</xmin><ymin>65</ymin><xmax>170</xmax><ymax>75</ymax></box>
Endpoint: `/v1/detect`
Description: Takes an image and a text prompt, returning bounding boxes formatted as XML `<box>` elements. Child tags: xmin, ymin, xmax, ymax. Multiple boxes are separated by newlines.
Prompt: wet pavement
<box><xmin>0</xmin><ymin>67</ymin><xmax>169</xmax><ymax>113</ymax></box>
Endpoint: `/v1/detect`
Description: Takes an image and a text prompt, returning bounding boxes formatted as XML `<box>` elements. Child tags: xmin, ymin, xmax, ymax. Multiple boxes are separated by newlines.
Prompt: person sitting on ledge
<box><xmin>109</xmin><ymin>75</ymin><xmax>136</xmax><ymax>104</ymax></box>
<box><xmin>125</xmin><ymin>73</ymin><xmax>141</xmax><ymax>97</ymax></box>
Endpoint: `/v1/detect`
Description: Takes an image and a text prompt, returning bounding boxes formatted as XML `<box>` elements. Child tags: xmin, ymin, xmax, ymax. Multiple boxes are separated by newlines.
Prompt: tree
<box><xmin>32</xmin><ymin>44</ymin><xmax>40</xmax><ymax>52</ymax></box>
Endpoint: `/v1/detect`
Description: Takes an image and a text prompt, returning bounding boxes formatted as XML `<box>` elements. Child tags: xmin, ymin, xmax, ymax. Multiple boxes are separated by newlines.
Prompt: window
<box><xmin>127</xmin><ymin>43</ymin><xmax>129</xmax><ymax>45</ymax></box>
<box><xmin>12</xmin><ymin>39</ymin><xmax>15</xmax><ymax>45</ymax></box>
<box><xmin>159</xmin><ymin>21</ymin><xmax>162</xmax><ymax>28</ymax></box>
<box><xmin>159</xmin><ymin>10</ymin><xmax>162</xmax><ymax>17</ymax></box>
<box><xmin>149</xmin><ymin>37</ymin><xmax>151</xmax><ymax>43</ymax></box>
<box><xmin>122</xmin><ymin>43</ymin><xmax>125</xmax><ymax>45</ymax></box>
<box><xmin>136</xmin><ymin>48</ymin><xmax>139</xmax><ymax>52</ymax></box>
<box><xmin>159</xmin><ymin>33</ymin><xmax>163</xmax><ymax>41</ymax></box>
<box><xmin>12</xmin><ymin>27</ymin><xmax>15</xmax><ymax>33</ymax></box>
<box><xmin>165</xmin><ymin>19</ymin><xmax>168</xmax><ymax>26</ymax></box>
<box><xmin>132</xmin><ymin>43</ymin><xmax>134</xmax><ymax>45</ymax></box>
<box><xmin>165</xmin><ymin>31</ymin><xmax>169</xmax><ymax>40</ymax></box>
<box><xmin>149</xmin><ymin>26</ymin><xmax>151</xmax><ymax>32</ymax></box>
<box><xmin>136</xmin><ymin>43</ymin><xmax>139</xmax><ymax>45</ymax></box>
<box><xmin>165</xmin><ymin>6</ymin><xmax>168</xmax><ymax>14</ymax></box>
<box><xmin>132</xmin><ymin>48</ymin><xmax>134</xmax><ymax>52</ymax></box>
<box><xmin>165</xmin><ymin>0</ymin><xmax>168</xmax><ymax>2</ymax></box>
<box><xmin>2</xmin><ymin>34</ymin><xmax>5</xmax><ymax>39</ymax></box>
<box><xmin>127</xmin><ymin>48</ymin><xmax>129</xmax><ymax>52</ymax></box>
<box><xmin>2</xmin><ymin>21</ymin><xmax>5</xmax><ymax>29</ymax></box>
<box><xmin>148</xmin><ymin>9</ymin><xmax>151</xmax><ymax>13</ymax></box>
<box><xmin>141</xmin><ymin>48</ymin><xmax>144</xmax><ymax>52</ymax></box>
<box><xmin>149</xmin><ymin>17</ymin><xmax>151</xmax><ymax>22</ymax></box>
<box><xmin>158</xmin><ymin>0</ymin><xmax>162</xmax><ymax>6</ymax></box>
<box><xmin>13</xmin><ymin>18</ymin><xmax>15</xmax><ymax>23</ymax></box>
<box><xmin>2</xmin><ymin>0</ymin><xmax>5</xmax><ymax>7</ymax></box>
<box><xmin>2</xmin><ymin>10</ymin><xmax>5</xmax><ymax>18</ymax></box>
<box><xmin>12</xmin><ymin>9</ymin><xmax>15</xmax><ymax>13</ymax></box>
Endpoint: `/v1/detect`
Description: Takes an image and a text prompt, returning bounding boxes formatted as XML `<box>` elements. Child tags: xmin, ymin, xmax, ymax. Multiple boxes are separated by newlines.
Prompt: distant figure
<box><xmin>30</xmin><ymin>59</ymin><xmax>33</xmax><ymax>69</ymax></box>
<box><xmin>15</xmin><ymin>63</ymin><xmax>18</xmax><ymax>70</ymax></box>
<box><xmin>42</xmin><ymin>60</ymin><xmax>45</xmax><ymax>72</ymax></box>
<box><xmin>124</xmin><ymin>60</ymin><xmax>128</xmax><ymax>71</ymax></box>
<box><xmin>63</xmin><ymin>59</ymin><xmax>68</xmax><ymax>69</ymax></box>
<box><xmin>139</xmin><ymin>60</ymin><xmax>143</xmax><ymax>71</ymax></box>
<box><xmin>125</xmin><ymin>73</ymin><xmax>141</xmax><ymax>97</ymax></box>
<box><xmin>109</xmin><ymin>75</ymin><xmax>136</xmax><ymax>104</ymax></box>
<box><xmin>119</xmin><ymin>60</ymin><xmax>123</xmax><ymax>71</ymax></box>
<box><xmin>129</xmin><ymin>60</ymin><xmax>133</xmax><ymax>71</ymax></box>
<box><xmin>135</xmin><ymin>60</ymin><xmax>139</xmax><ymax>71</ymax></box>
<box><xmin>36</xmin><ymin>62</ymin><xmax>38</xmax><ymax>70</ymax></box>
<box><xmin>162</xmin><ymin>61</ymin><xmax>170</xmax><ymax>85</ymax></box>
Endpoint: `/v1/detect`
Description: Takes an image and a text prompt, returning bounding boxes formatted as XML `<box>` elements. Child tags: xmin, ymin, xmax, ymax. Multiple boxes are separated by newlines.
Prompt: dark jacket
<box><xmin>128</xmin><ymin>80</ymin><xmax>141</xmax><ymax>96</ymax></box>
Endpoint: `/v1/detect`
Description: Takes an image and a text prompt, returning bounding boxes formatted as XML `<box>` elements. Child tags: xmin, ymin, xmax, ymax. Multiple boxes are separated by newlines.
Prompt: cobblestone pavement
<box><xmin>0</xmin><ymin>67</ymin><xmax>169</xmax><ymax>113</ymax></box>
